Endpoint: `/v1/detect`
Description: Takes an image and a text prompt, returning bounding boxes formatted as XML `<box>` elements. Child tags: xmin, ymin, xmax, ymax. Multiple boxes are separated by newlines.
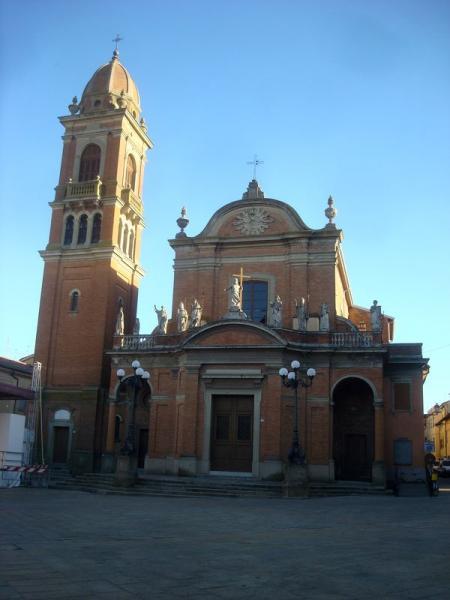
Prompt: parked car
<box><xmin>437</xmin><ymin>459</ymin><xmax>450</xmax><ymax>477</ymax></box>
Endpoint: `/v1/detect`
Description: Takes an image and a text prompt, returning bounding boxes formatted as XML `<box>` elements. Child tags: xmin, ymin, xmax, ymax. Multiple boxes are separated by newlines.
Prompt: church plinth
<box><xmin>222</xmin><ymin>309</ymin><xmax>248</xmax><ymax>320</ymax></box>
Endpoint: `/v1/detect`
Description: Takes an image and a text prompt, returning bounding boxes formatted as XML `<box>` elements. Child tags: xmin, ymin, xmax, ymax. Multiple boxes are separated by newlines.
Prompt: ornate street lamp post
<box><xmin>115</xmin><ymin>360</ymin><xmax>150</xmax><ymax>485</ymax></box>
<box><xmin>279</xmin><ymin>360</ymin><xmax>316</xmax><ymax>465</ymax></box>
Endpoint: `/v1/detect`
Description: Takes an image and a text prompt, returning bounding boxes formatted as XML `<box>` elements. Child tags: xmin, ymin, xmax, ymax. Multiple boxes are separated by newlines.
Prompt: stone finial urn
<box><xmin>176</xmin><ymin>207</ymin><xmax>189</xmax><ymax>238</ymax></box>
<box><xmin>68</xmin><ymin>96</ymin><xmax>79</xmax><ymax>115</ymax></box>
<box><xmin>325</xmin><ymin>195</ymin><xmax>337</xmax><ymax>227</ymax></box>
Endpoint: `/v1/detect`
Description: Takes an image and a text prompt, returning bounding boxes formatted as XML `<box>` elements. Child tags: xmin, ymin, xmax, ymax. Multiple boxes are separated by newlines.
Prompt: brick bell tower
<box><xmin>34</xmin><ymin>48</ymin><xmax>153</xmax><ymax>472</ymax></box>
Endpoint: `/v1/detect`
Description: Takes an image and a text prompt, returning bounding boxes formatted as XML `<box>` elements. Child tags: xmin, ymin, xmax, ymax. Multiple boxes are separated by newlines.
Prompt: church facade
<box><xmin>35</xmin><ymin>52</ymin><xmax>428</xmax><ymax>486</ymax></box>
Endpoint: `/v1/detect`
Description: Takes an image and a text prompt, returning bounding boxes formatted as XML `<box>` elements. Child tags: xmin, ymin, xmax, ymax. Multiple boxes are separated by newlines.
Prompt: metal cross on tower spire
<box><xmin>112</xmin><ymin>34</ymin><xmax>123</xmax><ymax>53</ymax></box>
<box><xmin>247</xmin><ymin>154</ymin><xmax>264</xmax><ymax>180</ymax></box>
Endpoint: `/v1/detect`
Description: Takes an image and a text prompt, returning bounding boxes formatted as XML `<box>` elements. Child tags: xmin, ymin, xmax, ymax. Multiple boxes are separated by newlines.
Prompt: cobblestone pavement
<box><xmin>1</xmin><ymin>485</ymin><xmax>449</xmax><ymax>599</ymax></box>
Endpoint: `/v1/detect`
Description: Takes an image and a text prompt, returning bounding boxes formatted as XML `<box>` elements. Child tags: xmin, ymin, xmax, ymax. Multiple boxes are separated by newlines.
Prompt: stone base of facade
<box><xmin>259</xmin><ymin>460</ymin><xmax>284</xmax><ymax>481</ymax></box>
<box><xmin>386</xmin><ymin>466</ymin><xmax>426</xmax><ymax>485</ymax></box>
<box><xmin>143</xmin><ymin>456</ymin><xmax>208</xmax><ymax>477</ymax></box>
<box><xmin>372</xmin><ymin>460</ymin><xmax>386</xmax><ymax>486</ymax></box>
<box><xmin>115</xmin><ymin>454</ymin><xmax>138</xmax><ymax>486</ymax></box>
<box><xmin>71</xmin><ymin>450</ymin><xmax>94</xmax><ymax>475</ymax></box>
<box><xmin>145</xmin><ymin>456</ymin><xmax>287</xmax><ymax>480</ymax></box>
<box><xmin>100</xmin><ymin>452</ymin><xmax>116</xmax><ymax>474</ymax></box>
<box><xmin>307</xmin><ymin>462</ymin><xmax>335</xmax><ymax>482</ymax></box>
<box><xmin>283</xmin><ymin>463</ymin><xmax>309</xmax><ymax>497</ymax></box>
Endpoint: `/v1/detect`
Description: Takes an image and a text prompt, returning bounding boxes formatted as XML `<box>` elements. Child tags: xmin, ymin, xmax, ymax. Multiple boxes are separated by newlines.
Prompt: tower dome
<box><xmin>79</xmin><ymin>50</ymin><xmax>141</xmax><ymax>119</ymax></box>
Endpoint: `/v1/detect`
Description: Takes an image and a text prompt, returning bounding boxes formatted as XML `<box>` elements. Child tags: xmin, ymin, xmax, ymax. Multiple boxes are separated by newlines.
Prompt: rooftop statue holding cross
<box><xmin>223</xmin><ymin>267</ymin><xmax>251</xmax><ymax>318</ymax></box>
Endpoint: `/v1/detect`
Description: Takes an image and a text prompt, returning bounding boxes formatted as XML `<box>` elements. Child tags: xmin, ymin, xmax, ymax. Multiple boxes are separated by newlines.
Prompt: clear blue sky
<box><xmin>0</xmin><ymin>0</ymin><xmax>449</xmax><ymax>411</ymax></box>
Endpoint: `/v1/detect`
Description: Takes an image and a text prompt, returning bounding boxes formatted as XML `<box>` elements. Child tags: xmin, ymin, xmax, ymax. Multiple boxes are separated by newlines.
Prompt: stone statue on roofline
<box><xmin>154</xmin><ymin>305</ymin><xmax>168</xmax><ymax>335</ymax></box>
<box><xmin>177</xmin><ymin>302</ymin><xmax>189</xmax><ymax>332</ymax></box>
<box><xmin>270</xmin><ymin>295</ymin><xmax>283</xmax><ymax>328</ymax></box>
<box><xmin>295</xmin><ymin>297</ymin><xmax>307</xmax><ymax>331</ymax></box>
<box><xmin>190</xmin><ymin>299</ymin><xmax>202</xmax><ymax>328</ymax></box>
<box><xmin>225</xmin><ymin>277</ymin><xmax>242</xmax><ymax>311</ymax></box>
<box><xmin>223</xmin><ymin>277</ymin><xmax>247</xmax><ymax>320</ymax></box>
<box><xmin>115</xmin><ymin>305</ymin><xmax>125</xmax><ymax>336</ymax></box>
<box><xmin>319</xmin><ymin>303</ymin><xmax>330</xmax><ymax>331</ymax></box>
<box><xmin>133</xmin><ymin>317</ymin><xmax>140</xmax><ymax>335</ymax></box>
<box><xmin>370</xmin><ymin>300</ymin><xmax>382</xmax><ymax>332</ymax></box>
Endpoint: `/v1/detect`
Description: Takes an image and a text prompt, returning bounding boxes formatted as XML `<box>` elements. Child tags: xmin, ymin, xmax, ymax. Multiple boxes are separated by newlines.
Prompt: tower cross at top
<box><xmin>247</xmin><ymin>154</ymin><xmax>264</xmax><ymax>180</ymax></box>
<box><xmin>112</xmin><ymin>34</ymin><xmax>123</xmax><ymax>51</ymax></box>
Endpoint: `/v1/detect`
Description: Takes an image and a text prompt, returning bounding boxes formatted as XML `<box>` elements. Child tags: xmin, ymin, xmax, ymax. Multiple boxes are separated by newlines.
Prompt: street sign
<box><xmin>424</xmin><ymin>441</ymin><xmax>435</xmax><ymax>452</ymax></box>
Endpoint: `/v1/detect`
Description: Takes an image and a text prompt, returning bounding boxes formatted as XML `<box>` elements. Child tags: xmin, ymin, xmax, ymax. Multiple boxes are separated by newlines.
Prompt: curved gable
<box><xmin>196</xmin><ymin>198</ymin><xmax>313</xmax><ymax>239</ymax></box>
<box><xmin>183</xmin><ymin>321</ymin><xmax>286</xmax><ymax>348</ymax></box>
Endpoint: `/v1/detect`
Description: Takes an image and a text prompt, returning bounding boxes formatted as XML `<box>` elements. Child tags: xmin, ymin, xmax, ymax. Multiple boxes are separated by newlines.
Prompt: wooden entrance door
<box><xmin>210</xmin><ymin>395</ymin><xmax>253</xmax><ymax>472</ymax></box>
<box><xmin>342</xmin><ymin>434</ymin><xmax>369</xmax><ymax>480</ymax></box>
<box><xmin>53</xmin><ymin>426</ymin><xmax>69</xmax><ymax>463</ymax></box>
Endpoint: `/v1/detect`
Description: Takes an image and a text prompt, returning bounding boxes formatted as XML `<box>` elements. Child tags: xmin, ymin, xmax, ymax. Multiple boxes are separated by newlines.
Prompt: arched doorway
<box><xmin>50</xmin><ymin>409</ymin><xmax>73</xmax><ymax>464</ymax></box>
<box><xmin>333</xmin><ymin>378</ymin><xmax>374</xmax><ymax>481</ymax></box>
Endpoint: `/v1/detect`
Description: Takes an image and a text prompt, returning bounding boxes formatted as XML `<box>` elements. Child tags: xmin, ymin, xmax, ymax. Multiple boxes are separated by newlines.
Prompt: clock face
<box><xmin>233</xmin><ymin>207</ymin><xmax>274</xmax><ymax>235</ymax></box>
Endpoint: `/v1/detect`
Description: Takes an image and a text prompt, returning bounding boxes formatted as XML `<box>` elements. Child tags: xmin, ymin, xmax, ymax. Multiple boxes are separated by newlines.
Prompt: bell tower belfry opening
<box><xmin>34</xmin><ymin>49</ymin><xmax>153</xmax><ymax>473</ymax></box>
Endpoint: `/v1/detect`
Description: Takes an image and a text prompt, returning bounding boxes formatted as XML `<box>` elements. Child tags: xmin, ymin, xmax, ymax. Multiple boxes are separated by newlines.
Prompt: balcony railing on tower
<box><xmin>65</xmin><ymin>176</ymin><xmax>102</xmax><ymax>201</ymax></box>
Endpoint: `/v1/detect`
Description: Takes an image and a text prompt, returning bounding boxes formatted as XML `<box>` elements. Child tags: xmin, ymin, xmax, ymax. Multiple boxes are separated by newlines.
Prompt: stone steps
<box><xmin>48</xmin><ymin>470</ymin><xmax>392</xmax><ymax>498</ymax></box>
<box><xmin>50</xmin><ymin>474</ymin><xmax>283</xmax><ymax>498</ymax></box>
<box><xmin>309</xmin><ymin>482</ymin><xmax>392</xmax><ymax>497</ymax></box>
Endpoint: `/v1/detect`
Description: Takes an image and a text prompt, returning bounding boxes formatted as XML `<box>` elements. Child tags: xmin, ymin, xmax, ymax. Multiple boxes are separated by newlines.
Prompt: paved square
<box><xmin>1</xmin><ymin>487</ymin><xmax>449</xmax><ymax>599</ymax></box>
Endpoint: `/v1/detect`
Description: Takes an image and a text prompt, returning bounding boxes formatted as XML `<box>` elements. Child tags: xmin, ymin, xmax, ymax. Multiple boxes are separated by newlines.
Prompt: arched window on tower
<box><xmin>63</xmin><ymin>215</ymin><xmax>74</xmax><ymax>246</ymax></box>
<box><xmin>125</xmin><ymin>154</ymin><xmax>136</xmax><ymax>191</ymax></box>
<box><xmin>122</xmin><ymin>225</ymin><xmax>129</xmax><ymax>254</ymax></box>
<box><xmin>79</xmin><ymin>144</ymin><xmax>101</xmax><ymax>182</ymax></box>
<box><xmin>128</xmin><ymin>229</ymin><xmax>135</xmax><ymax>259</ymax></box>
<box><xmin>91</xmin><ymin>213</ymin><xmax>102</xmax><ymax>244</ymax></box>
<box><xmin>69</xmin><ymin>290</ymin><xmax>80</xmax><ymax>312</ymax></box>
<box><xmin>77</xmin><ymin>214</ymin><xmax>88</xmax><ymax>244</ymax></box>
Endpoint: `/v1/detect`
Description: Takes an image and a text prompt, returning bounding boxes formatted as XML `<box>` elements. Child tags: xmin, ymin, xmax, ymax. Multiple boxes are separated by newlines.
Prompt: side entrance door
<box><xmin>210</xmin><ymin>395</ymin><xmax>253</xmax><ymax>472</ymax></box>
<box><xmin>52</xmin><ymin>426</ymin><xmax>69</xmax><ymax>463</ymax></box>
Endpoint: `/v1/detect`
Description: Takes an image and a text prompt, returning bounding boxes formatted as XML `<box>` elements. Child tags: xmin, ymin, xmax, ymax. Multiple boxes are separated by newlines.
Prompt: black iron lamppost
<box><xmin>116</xmin><ymin>360</ymin><xmax>150</xmax><ymax>458</ymax></box>
<box><xmin>279</xmin><ymin>360</ymin><xmax>316</xmax><ymax>465</ymax></box>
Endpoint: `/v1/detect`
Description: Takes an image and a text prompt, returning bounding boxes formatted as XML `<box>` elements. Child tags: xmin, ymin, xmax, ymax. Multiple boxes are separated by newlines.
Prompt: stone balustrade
<box><xmin>65</xmin><ymin>177</ymin><xmax>102</xmax><ymax>200</ymax></box>
<box><xmin>331</xmin><ymin>332</ymin><xmax>375</xmax><ymax>347</ymax></box>
<box><xmin>113</xmin><ymin>335</ymin><xmax>155</xmax><ymax>350</ymax></box>
<box><xmin>121</xmin><ymin>188</ymin><xmax>141</xmax><ymax>211</ymax></box>
<box><xmin>112</xmin><ymin>330</ymin><xmax>380</xmax><ymax>351</ymax></box>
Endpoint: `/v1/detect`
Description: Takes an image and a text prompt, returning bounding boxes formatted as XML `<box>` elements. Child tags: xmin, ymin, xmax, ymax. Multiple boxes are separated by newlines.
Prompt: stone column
<box><xmin>372</xmin><ymin>399</ymin><xmax>385</xmax><ymax>485</ymax></box>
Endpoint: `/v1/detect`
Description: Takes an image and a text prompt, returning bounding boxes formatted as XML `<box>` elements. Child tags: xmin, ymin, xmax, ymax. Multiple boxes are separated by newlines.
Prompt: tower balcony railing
<box><xmin>121</xmin><ymin>187</ymin><xmax>141</xmax><ymax>212</ymax></box>
<box><xmin>65</xmin><ymin>177</ymin><xmax>102</xmax><ymax>201</ymax></box>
